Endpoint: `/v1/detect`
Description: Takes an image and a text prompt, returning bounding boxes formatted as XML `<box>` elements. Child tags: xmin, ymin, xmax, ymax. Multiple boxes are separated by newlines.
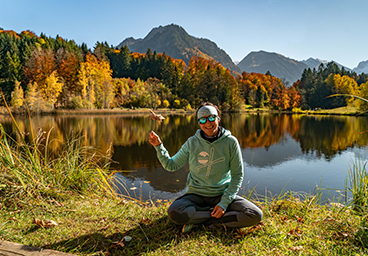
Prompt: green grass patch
<box><xmin>1</xmin><ymin>193</ymin><xmax>367</xmax><ymax>255</ymax></box>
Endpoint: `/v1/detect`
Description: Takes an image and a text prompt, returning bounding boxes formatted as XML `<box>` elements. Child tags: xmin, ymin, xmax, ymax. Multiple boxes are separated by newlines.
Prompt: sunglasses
<box><xmin>198</xmin><ymin>115</ymin><xmax>217</xmax><ymax>124</ymax></box>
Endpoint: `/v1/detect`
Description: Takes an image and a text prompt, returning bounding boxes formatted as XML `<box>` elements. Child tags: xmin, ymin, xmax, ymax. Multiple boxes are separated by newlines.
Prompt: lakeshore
<box><xmin>0</xmin><ymin>105</ymin><xmax>364</xmax><ymax>117</ymax></box>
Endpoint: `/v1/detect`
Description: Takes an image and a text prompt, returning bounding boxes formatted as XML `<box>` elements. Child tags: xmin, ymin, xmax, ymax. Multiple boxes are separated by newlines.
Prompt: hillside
<box><xmin>237</xmin><ymin>51</ymin><xmax>309</xmax><ymax>84</ymax></box>
<box><xmin>117</xmin><ymin>24</ymin><xmax>241</xmax><ymax>73</ymax></box>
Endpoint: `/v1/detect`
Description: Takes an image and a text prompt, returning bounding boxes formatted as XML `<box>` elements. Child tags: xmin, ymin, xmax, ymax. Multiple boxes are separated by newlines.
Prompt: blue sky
<box><xmin>1</xmin><ymin>0</ymin><xmax>367</xmax><ymax>69</ymax></box>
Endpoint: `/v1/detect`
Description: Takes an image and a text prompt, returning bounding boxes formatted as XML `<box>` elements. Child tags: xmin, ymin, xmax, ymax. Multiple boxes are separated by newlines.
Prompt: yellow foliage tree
<box><xmin>162</xmin><ymin>99</ymin><xmax>170</xmax><ymax>108</ymax></box>
<box><xmin>77</xmin><ymin>53</ymin><xmax>113</xmax><ymax>109</ymax></box>
<box><xmin>10</xmin><ymin>81</ymin><xmax>24</xmax><ymax>108</ymax></box>
<box><xmin>42</xmin><ymin>71</ymin><xmax>63</xmax><ymax>106</ymax></box>
<box><xmin>25</xmin><ymin>82</ymin><xmax>49</xmax><ymax>112</ymax></box>
<box><xmin>357</xmin><ymin>80</ymin><xmax>368</xmax><ymax>111</ymax></box>
<box><xmin>78</xmin><ymin>61</ymin><xmax>95</xmax><ymax>109</ymax></box>
<box><xmin>325</xmin><ymin>74</ymin><xmax>358</xmax><ymax>105</ymax></box>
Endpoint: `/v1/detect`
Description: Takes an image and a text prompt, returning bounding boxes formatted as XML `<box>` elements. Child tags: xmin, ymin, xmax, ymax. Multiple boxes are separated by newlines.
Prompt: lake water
<box><xmin>2</xmin><ymin>112</ymin><xmax>368</xmax><ymax>203</ymax></box>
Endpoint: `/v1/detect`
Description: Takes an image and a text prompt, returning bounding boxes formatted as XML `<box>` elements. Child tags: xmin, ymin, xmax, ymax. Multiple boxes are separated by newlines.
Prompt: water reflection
<box><xmin>1</xmin><ymin>113</ymin><xmax>368</xmax><ymax>202</ymax></box>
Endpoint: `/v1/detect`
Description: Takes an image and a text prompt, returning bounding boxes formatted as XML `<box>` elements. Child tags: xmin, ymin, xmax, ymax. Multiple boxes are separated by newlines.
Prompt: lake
<box><xmin>2</xmin><ymin>112</ymin><xmax>368</xmax><ymax>204</ymax></box>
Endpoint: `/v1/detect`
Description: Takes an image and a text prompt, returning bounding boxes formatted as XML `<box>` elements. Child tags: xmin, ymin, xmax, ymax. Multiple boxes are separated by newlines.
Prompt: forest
<box><xmin>1</xmin><ymin>29</ymin><xmax>367</xmax><ymax>112</ymax></box>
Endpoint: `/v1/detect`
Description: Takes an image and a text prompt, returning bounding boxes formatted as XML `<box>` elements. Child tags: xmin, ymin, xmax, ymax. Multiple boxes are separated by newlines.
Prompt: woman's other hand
<box><xmin>149</xmin><ymin>131</ymin><xmax>162</xmax><ymax>147</ymax></box>
<box><xmin>211</xmin><ymin>205</ymin><xmax>225</xmax><ymax>218</ymax></box>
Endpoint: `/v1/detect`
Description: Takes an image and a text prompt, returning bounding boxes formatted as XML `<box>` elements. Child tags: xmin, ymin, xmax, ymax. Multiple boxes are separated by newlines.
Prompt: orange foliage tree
<box><xmin>238</xmin><ymin>71</ymin><xmax>301</xmax><ymax>109</ymax></box>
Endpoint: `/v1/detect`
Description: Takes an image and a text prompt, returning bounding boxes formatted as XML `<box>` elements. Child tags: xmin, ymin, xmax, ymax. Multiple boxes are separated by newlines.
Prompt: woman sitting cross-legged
<box><xmin>148</xmin><ymin>102</ymin><xmax>263</xmax><ymax>233</ymax></box>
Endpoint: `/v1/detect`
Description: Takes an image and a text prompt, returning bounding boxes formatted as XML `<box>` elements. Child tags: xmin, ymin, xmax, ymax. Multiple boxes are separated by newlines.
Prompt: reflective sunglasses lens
<box><xmin>208</xmin><ymin>115</ymin><xmax>216</xmax><ymax>122</ymax></box>
<box><xmin>199</xmin><ymin>118</ymin><xmax>207</xmax><ymax>124</ymax></box>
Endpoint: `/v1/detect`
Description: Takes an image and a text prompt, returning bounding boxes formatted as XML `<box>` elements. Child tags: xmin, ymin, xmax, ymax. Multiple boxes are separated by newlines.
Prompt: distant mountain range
<box><xmin>117</xmin><ymin>24</ymin><xmax>368</xmax><ymax>84</ymax></box>
<box><xmin>118</xmin><ymin>24</ymin><xmax>241</xmax><ymax>73</ymax></box>
<box><xmin>237</xmin><ymin>51</ymin><xmax>308</xmax><ymax>84</ymax></box>
<box><xmin>237</xmin><ymin>52</ymin><xmax>354</xmax><ymax>84</ymax></box>
<box><xmin>354</xmin><ymin>60</ymin><xmax>368</xmax><ymax>74</ymax></box>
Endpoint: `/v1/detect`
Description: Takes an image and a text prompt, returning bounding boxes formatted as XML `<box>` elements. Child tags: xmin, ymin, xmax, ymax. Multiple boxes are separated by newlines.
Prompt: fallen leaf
<box><xmin>149</xmin><ymin>109</ymin><xmax>165</xmax><ymax>122</ymax></box>
<box><xmin>32</xmin><ymin>218</ymin><xmax>58</xmax><ymax>228</ymax></box>
<box><xmin>248</xmin><ymin>222</ymin><xmax>264</xmax><ymax>232</ymax></box>
<box><xmin>111</xmin><ymin>239</ymin><xmax>125</xmax><ymax>248</ymax></box>
<box><xmin>237</xmin><ymin>228</ymin><xmax>247</xmax><ymax>236</ymax></box>
<box><xmin>117</xmin><ymin>199</ymin><xmax>128</xmax><ymax>205</ymax></box>
<box><xmin>339</xmin><ymin>232</ymin><xmax>349</xmax><ymax>237</ymax></box>
<box><xmin>323</xmin><ymin>217</ymin><xmax>336</xmax><ymax>223</ymax></box>
<box><xmin>141</xmin><ymin>217</ymin><xmax>150</xmax><ymax>224</ymax></box>
<box><xmin>288</xmin><ymin>227</ymin><xmax>303</xmax><ymax>238</ymax></box>
<box><xmin>297</xmin><ymin>217</ymin><xmax>305</xmax><ymax>223</ymax></box>
<box><xmin>281</xmin><ymin>216</ymin><xmax>289</xmax><ymax>222</ymax></box>
<box><xmin>237</xmin><ymin>222</ymin><xmax>264</xmax><ymax>235</ymax></box>
<box><xmin>98</xmin><ymin>225</ymin><xmax>110</xmax><ymax>231</ymax></box>
<box><xmin>290</xmin><ymin>246</ymin><xmax>303</xmax><ymax>251</ymax></box>
<box><xmin>48</xmin><ymin>199</ymin><xmax>63</xmax><ymax>207</ymax></box>
<box><xmin>99</xmin><ymin>217</ymin><xmax>107</xmax><ymax>223</ymax></box>
<box><xmin>334</xmin><ymin>231</ymin><xmax>350</xmax><ymax>239</ymax></box>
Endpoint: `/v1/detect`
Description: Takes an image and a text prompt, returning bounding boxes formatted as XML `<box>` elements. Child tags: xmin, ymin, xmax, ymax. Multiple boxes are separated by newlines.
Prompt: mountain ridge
<box><xmin>117</xmin><ymin>23</ymin><xmax>367</xmax><ymax>83</ymax></box>
<box><xmin>237</xmin><ymin>51</ymin><xmax>309</xmax><ymax>84</ymax></box>
<box><xmin>118</xmin><ymin>24</ymin><xmax>241</xmax><ymax>73</ymax></box>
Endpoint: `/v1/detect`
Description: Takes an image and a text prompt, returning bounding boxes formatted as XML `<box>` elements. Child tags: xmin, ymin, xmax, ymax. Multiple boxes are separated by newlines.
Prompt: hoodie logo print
<box><xmin>196</xmin><ymin>147</ymin><xmax>225</xmax><ymax>179</ymax></box>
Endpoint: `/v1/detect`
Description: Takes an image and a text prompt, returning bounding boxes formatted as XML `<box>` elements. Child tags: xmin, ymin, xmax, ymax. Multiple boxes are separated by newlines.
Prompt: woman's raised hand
<box><xmin>149</xmin><ymin>131</ymin><xmax>162</xmax><ymax>147</ymax></box>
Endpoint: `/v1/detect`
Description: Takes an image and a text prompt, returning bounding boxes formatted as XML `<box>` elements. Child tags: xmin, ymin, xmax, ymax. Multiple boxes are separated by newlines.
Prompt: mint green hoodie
<box><xmin>154</xmin><ymin>128</ymin><xmax>243</xmax><ymax>211</ymax></box>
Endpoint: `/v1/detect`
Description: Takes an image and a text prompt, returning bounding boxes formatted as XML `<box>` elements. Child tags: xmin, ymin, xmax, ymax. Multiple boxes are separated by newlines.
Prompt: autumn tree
<box><xmin>178</xmin><ymin>56</ymin><xmax>242</xmax><ymax>110</ymax></box>
<box><xmin>237</xmin><ymin>71</ymin><xmax>285</xmax><ymax>109</ymax></box>
<box><xmin>295</xmin><ymin>62</ymin><xmax>359</xmax><ymax>109</ymax></box>
<box><xmin>23</xmin><ymin>47</ymin><xmax>55</xmax><ymax>87</ymax></box>
<box><xmin>357</xmin><ymin>80</ymin><xmax>368</xmax><ymax>111</ymax></box>
<box><xmin>55</xmin><ymin>48</ymin><xmax>81</xmax><ymax>105</ymax></box>
<box><xmin>24</xmin><ymin>82</ymin><xmax>49</xmax><ymax>112</ymax></box>
<box><xmin>42</xmin><ymin>71</ymin><xmax>63</xmax><ymax>106</ymax></box>
<box><xmin>10</xmin><ymin>80</ymin><xmax>24</xmax><ymax>108</ymax></box>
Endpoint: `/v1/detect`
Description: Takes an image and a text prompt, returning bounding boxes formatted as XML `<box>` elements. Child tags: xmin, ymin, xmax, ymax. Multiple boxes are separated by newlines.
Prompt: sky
<box><xmin>1</xmin><ymin>0</ymin><xmax>367</xmax><ymax>69</ymax></box>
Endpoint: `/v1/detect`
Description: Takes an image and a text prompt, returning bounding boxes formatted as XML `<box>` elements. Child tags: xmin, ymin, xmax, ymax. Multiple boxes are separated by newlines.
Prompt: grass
<box><xmin>0</xmin><ymin>192</ymin><xmax>367</xmax><ymax>255</ymax></box>
<box><xmin>0</xmin><ymin>92</ymin><xmax>117</xmax><ymax>206</ymax></box>
<box><xmin>1</xmin><ymin>96</ymin><xmax>368</xmax><ymax>255</ymax></box>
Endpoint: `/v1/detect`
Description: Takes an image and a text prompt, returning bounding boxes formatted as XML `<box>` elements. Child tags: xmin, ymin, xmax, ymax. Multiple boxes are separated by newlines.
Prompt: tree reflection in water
<box><xmin>1</xmin><ymin>113</ymin><xmax>368</xmax><ymax>202</ymax></box>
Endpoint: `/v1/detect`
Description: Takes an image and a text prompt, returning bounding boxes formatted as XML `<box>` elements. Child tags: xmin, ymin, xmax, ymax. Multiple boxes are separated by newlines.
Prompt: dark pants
<box><xmin>167</xmin><ymin>193</ymin><xmax>263</xmax><ymax>228</ymax></box>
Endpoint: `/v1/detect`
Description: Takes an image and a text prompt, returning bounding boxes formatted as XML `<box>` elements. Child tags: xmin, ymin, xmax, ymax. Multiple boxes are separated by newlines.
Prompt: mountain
<box><xmin>237</xmin><ymin>51</ymin><xmax>308</xmax><ymax>84</ymax></box>
<box><xmin>301</xmin><ymin>58</ymin><xmax>329</xmax><ymax>70</ymax></box>
<box><xmin>117</xmin><ymin>24</ymin><xmax>241</xmax><ymax>73</ymax></box>
<box><xmin>353</xmin><ymin>60</ymin><xmax>368</xmax><ymax>74</ymax></box>
<box><xmin>301</xmin><ymin>58</ymin><xmax>352</xmax><ymax>72</ymax></box>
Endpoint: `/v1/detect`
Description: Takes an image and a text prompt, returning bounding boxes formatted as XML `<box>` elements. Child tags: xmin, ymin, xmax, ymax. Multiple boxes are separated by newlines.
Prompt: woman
<box><xmin>149</xmin><ymin>102</ymin><xmax>262</xmax><ymax>233</ymax></box>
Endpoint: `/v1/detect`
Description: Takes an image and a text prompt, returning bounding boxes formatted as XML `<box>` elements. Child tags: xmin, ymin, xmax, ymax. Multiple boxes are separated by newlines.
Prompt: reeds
<box><xmin>347</xmin><ymin>154</ymin><xmax>368</xmax><ymax>213</ymax></box>
<box><xmin>0</xmin><ymin>93</ymin><xmax>117</xmax><ymax>205</ymax></box>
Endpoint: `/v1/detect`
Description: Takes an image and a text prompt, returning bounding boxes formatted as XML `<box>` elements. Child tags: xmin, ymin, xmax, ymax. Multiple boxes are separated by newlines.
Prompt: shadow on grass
<box><xmin>43</xmin><ymin>216</ymin><xmax>243</xmax><ymax>255</ymax></box>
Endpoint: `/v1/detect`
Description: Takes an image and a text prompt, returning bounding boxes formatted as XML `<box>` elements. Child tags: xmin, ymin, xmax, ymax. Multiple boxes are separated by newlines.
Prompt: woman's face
<box><xmin>199</xmin><ymin>115</ymin><xmax>220</xmax><ymax>137</ymax></box>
